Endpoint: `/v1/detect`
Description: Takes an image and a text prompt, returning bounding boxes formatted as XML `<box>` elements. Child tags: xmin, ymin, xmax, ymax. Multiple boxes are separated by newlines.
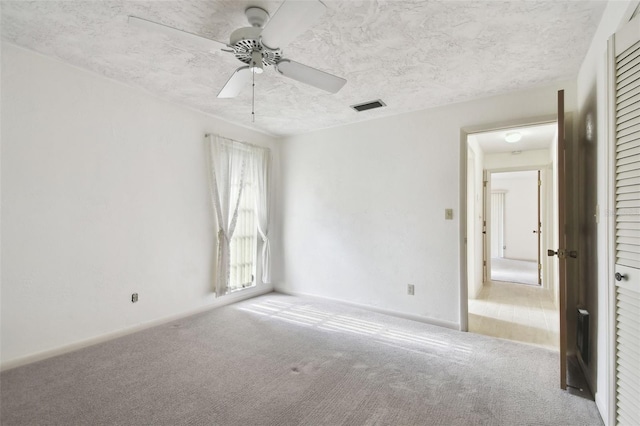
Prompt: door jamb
<box><xmin>485</xmin><ymin>166</ymin><xmax>547</xmax><ymax>288</ymax></box>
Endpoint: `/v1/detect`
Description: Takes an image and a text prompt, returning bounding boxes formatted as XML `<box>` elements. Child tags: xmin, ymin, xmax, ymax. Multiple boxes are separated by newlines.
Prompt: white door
<box><xmin>610</xmin><ymin>15</ymin><xmax>640</xmax><ymax>425</ymax></box>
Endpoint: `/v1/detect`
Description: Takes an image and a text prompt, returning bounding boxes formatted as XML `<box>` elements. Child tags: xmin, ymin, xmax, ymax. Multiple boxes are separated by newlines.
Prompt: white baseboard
<box><xmin>274</xmin><ymin>289</ymin><xmax>459</xmax><ymax>330</ymax></box>
<box><xmin>1</xmin><ymin>285</ymin><xmax>273</xmax><ymax>372</ymax></box>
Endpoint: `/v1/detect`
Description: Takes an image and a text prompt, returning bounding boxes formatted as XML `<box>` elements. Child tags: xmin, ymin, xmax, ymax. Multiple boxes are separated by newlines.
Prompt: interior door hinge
<box><xmin>483</xmin><ymin>181</ymin><xmax>487</xmax><ymax>187</ymax></box>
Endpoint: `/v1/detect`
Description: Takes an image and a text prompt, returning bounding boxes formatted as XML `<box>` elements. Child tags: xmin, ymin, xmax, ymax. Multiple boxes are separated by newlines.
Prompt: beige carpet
<box><xmin>1</xmin><ymin>293</ymin><xmax>602</xmax><ymax>425</ymax></box>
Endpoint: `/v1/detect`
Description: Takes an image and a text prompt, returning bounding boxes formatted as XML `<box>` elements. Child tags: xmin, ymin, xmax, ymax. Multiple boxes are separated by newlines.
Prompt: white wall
<box><xmin>0</xmin><ymin>44</ymin><xmax>279</xmax><ymax>368</ymax></box>
<box><xmin>484</xmin><ymin>149</ymin><xmax>550</xmax><ymax>170</ymax></box>
<box><xmin>491</xmin><ymin>171</ymin><xmax>538</xmax><ymax>261</ymax></box>
<box><xmin>576</xmin><ymin>1</ymin><xmax>638</xmax><ymax>423</ymax></box>
<box><xmin>278</xmin><ymin>80</ymin><xmax>575</xmax><ymax>328</ymax></box>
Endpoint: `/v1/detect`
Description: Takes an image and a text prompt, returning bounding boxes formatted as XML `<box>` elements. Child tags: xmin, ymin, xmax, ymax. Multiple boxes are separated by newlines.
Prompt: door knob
<box><xmin>547</xmin><ymin>249</ymin><xmax>578</xmax><ymax>259</ymax></box>
<box><xmin>615</xmin><ymin>272</ymin><xmax>628</xmax><ymax>282</ymax></box>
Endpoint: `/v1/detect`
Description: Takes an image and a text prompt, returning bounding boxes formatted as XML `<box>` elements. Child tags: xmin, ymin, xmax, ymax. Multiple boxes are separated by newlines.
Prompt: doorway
<box><xmin>464</xmin><ymin>122</ymin><xmax>559</xmax><ymax>349</ymax></box>
<box><xmin>489</xmin><ymin>170</ymin><xmax>540</xmax><ymax>286</ymax></box>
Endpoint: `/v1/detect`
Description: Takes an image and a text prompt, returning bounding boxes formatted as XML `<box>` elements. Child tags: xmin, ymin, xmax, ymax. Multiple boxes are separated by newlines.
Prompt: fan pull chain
<box><xmin>251</xmin><ymin>70</ymin><xmax>255</xmax><ymax>123</ymax></box>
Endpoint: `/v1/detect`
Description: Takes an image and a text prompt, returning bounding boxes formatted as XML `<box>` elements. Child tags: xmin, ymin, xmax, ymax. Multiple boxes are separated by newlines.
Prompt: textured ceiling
<box><xmin>1</xmin><ymin>1</ymin><xmax>606</xmax><ymax>137</ymax></box>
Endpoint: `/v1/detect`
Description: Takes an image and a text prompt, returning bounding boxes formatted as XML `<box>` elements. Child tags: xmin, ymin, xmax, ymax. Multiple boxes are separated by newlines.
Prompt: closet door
<box><xmin>611</xmin><ymin>15</ymin><xmax>640</xmax><ymax>426</ymax></box>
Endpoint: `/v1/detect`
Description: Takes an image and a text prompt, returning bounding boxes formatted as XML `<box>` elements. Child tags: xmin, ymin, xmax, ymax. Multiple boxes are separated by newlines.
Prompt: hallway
<box><xmin>468</xmin><ymin>280</ymin><xmax>558</xmax><ymax>350</ymax></box>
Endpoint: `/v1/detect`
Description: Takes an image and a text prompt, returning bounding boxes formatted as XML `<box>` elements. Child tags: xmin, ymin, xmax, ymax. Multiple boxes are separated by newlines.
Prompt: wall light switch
<box><xmin>445</xmin><ymin>209</ymin><xmax>454</xmax><ymax>220</ymax></box>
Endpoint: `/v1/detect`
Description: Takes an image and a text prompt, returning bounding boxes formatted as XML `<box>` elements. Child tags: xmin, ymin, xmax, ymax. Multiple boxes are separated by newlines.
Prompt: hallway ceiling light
<box><xmin>505</xmin><ymin>132</ymin><xmax>522</xmax><ymax>143</ymax></box>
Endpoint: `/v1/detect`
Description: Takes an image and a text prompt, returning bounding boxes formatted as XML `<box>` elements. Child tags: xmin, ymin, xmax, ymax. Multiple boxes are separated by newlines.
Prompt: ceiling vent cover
<box><xmin>351</xmin><ymin>99</ymin><xmax>386</xmax><ymax>112</ymax></box>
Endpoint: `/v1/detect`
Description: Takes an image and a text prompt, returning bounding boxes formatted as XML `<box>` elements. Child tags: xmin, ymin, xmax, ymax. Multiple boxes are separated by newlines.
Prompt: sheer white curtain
<box><xmin>206</xmin><ymin>135</ymin><xmax>250</xmax><ymax>295</ymax></box>
<box><xmin>251</xmin><ymin>146</ymin><xmax>271</xmax><ymax>283</ymax></box>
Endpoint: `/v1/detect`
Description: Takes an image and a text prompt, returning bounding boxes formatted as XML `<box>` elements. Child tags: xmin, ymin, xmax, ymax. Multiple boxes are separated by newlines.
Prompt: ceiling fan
<box><xmin>128</xmin><ymin>0</ymin><xmax>347</xmax><ymax>101</ymax></box>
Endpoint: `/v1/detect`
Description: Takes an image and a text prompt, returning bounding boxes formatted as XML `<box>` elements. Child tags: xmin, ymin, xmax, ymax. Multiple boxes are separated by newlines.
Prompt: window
<box><xmin>229</xmin><ymin>176</ymin><xmax>257</xmax><ymax>292</ymax></box>
<box><xmin>206</xmin><ymin>133</ymin><xmax>271</xmax><ymax>296</ymax></box>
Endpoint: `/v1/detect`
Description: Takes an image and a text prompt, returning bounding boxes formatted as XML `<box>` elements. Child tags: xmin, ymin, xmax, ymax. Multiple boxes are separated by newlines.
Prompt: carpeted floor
<box><xmin>491</xmin><ymin>257</ymin><xmax>538</xmax><ymax>286</ymax></box>
<box><xmin>1</xmin><ymin>293</ymin><xmax>602</xmax><ymax>425</ymax></box>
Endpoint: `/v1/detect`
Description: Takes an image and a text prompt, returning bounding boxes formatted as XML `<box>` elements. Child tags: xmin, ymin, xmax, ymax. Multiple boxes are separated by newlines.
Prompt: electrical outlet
<box><xmin>131</xmin><ymin>293</ymin><xmax>138</xmax><ymax>303</ymax></box>
<box><xmin>445</xmin><ymin>208</ymin><xmax>454</xmax><ymax>220</ymax></box>
<box><xmin>407</xmin><ymin>284</ymin><xmax>415</xmax><ymax>296</ymax></box>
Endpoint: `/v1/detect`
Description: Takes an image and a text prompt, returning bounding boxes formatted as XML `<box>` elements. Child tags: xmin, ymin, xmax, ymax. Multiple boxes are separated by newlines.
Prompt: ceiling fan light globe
<box><xmin>250</xmin><ymin>50</ymin><xmax>264</xmax><ymax>74</ymax></box>
<box><xmin>505</xmin><ymin>132</ymin><xmax>522</xmax><ymax>143</ymax></box>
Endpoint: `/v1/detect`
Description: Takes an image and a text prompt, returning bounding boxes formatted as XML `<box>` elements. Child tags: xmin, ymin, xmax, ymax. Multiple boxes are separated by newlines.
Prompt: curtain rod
<box><xmin>205</xmin><ymin>133</ymin><xmax>269</xmax><ymax>151</ymax></box>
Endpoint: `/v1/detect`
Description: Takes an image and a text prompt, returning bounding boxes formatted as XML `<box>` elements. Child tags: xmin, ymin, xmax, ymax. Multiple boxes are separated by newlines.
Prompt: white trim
<box><xmin>489</xmin><ymin>189</ymin><xmax>505</xmax><ymax>259</ymax></box>
<box><xmin>596</xmin><ymin>391</ymin><xmax>609</xmax><ymax>426</ymax></box>
<box><xmin>459</xmin><ymin>129</ymin><xmax>469</xmax><ymax>331</ymax></box>
<box><xmin>486</xmin><ymin>166</ymin><xmax>552</xmax><ymax>290</ymax></box>
<box><xmin>275</xmin><ymin>289</ymin><xmax>460</xmax><ymax>331</ymax></box>
<box><xmin>1</xmin><ymin>285</ymin><xmax>273</xmax><ymax>371</ymax></box>
<box><xmin>462</xmin><ymin>115</ymin><xmax>559</xmax><ymax>136</ymax></box>
<box><xmin>486</xmin><ymin>164</ymin><xmax>551</xmax><ymax>173</ymax></box>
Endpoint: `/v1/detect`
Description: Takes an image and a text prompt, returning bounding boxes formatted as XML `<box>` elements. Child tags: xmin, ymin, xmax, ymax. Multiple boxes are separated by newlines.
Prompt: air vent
<box><xmin>350</xmin><ymin>99</ymin><xmax>386</xmax><ymax>112</ymax></box>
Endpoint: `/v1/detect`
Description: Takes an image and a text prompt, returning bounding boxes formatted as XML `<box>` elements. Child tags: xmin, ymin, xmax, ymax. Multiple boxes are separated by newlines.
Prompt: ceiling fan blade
<box><xmin>276</xmin><ymin>60</ymin><xmax>346</xmax><ymax>94</ymax></box>
<box><xmin>128</xmin><ymin>16</ymin><xmax>227</xmax><ymax>52</ymax></box>
<box><xmin>260</xmin><ymin>0</ymin><xmax>326</xmax><ymax>50</ymax></box>
<box><xmin>217</xmin><ymin>66</ymin><xmax>252</xmax><ymax>98</ymax></box>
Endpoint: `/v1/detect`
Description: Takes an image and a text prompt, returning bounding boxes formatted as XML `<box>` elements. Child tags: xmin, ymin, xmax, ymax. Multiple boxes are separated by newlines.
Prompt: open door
<box><xmin>548</xmin><ymin>89</ymin><xmax>571</xmax><ymax>390</ymax></box>
<box><xmin>610</xmin><ymin>16</ymin><xmax>640</xmax><ymax>424</ymax></box>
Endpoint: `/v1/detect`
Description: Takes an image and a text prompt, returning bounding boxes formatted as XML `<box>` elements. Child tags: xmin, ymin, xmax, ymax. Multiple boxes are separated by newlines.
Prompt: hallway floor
<box><xmin>491</xmin><ymin>257</ymin><xmax>538</xmax><ymax>286</ymax></box>
<box><xmin>468</xmin><ymin>280</ymin><xmax>558</xmax><ymax>350</ymax></box>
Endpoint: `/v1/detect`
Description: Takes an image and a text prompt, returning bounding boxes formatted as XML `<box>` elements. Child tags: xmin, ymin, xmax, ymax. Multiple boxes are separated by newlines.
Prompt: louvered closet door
<box><xmin>613</xmin><ymin>15</ymin><xmax>640</xmax><ymax>426</ymax></box>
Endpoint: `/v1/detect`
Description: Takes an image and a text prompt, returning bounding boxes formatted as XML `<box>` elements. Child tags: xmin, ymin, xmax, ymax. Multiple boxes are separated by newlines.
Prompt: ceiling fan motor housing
<box><xmin>228</xmin><ymin>7</ymin><xmax>281</xmax><ymax>68</ymax></box>
<box><xmin>229</xmin><ymin>27</ymin><xmax>282</xmax><ymax>68</ymax></box>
